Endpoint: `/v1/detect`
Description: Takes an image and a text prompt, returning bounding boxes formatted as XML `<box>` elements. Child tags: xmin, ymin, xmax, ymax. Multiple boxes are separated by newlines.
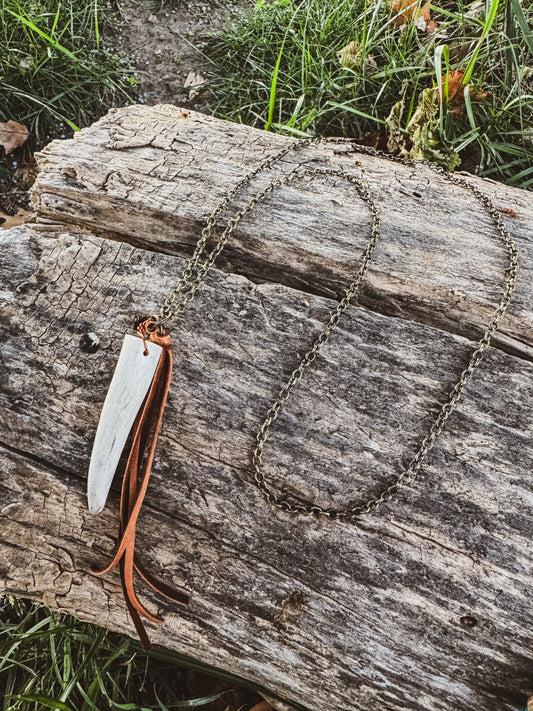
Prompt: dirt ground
<box><xmin>112</xmin><ymin>0</ymin><xmax>249</xmax><ymax>107</ymax></box>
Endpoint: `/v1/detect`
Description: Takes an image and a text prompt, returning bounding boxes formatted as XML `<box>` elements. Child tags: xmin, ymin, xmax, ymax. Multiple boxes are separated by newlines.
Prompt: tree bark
<box><xmin>1</xmin><ymin>104</ymin><xmax>532</xmax><ymax>711</ymax></box>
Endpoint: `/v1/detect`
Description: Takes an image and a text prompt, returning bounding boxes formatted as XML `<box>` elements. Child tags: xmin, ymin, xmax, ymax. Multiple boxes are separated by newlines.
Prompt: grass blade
<box><xmin>6</xmin><ymin>9</ymin><xmax>78</xmax><ymax>61</ymax></box>
<box><xmin>434</xmin><ymin>44</ymin><xmax>450</xmax><ymax>136</ymax></box>
<box><xmin>463</xmin><ymin>0</ymin><xmax>501</xmax><ymax>84</ymax></box>
<box><xmin>510</xmin><ymin>0</ymin><xmax>533</xmax><ymax>55</ymax></box>
<box><xmin>93</xmin><ymin>0</ymin><xmax>101</xmax><ymax>49</ymax></box>
<box><xmin>59</xmin><ymin>628</ymin><xmax>107</xmax><ymax>701</ymax></box>
<box><xmin>327</xmin><ymin>100</ymin><xmax>386</xmax><ymax>124</ymax></box>
<box><xmin>265</xmin><ymin>41</ymin><xmax>285</xmax><ymax>131</ymax></box>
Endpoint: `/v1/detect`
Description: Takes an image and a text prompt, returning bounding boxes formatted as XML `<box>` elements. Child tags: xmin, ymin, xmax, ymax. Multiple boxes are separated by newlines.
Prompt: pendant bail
<box><xmin>137</xmin><ymin>318</ymin><xmax>156</xmax><ymax>355</ymax></box>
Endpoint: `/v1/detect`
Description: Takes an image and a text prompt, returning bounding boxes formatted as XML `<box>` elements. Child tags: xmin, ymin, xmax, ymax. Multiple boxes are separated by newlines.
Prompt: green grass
<box><xmin>0</xmin><ymin>0</ymin><xmax>139</xmax><ymax>192</ymax></box>
<box><xmin>0</xmin><ymin>0</ymin><xmax>141</xmax><ymax>210</ymax></box>
<box><xmin>0</xmin><ymin>597</ymin><xmax>267</xmax><ymax>711</ymax></box>
<box><xmin>204</xmin><ymin>0</ymin><xmax>533</xmax><ymax>187</ymax></box>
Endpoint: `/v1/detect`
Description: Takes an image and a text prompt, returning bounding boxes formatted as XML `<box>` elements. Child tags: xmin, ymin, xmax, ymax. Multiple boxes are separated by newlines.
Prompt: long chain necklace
<box><xmin>87</xmin><ymin>137</ymin><xmax>518</xmax><ymax>648</ymax></box>
<box><xmin>149</xmin><ymin>137</ymin><xmax>519</xmax><ymax>517</ymax></box>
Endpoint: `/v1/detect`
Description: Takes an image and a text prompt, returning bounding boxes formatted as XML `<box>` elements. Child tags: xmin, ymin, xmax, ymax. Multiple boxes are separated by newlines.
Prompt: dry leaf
<box><xmin>183</xmin><ymin>70</ymin><xmax>205</xmax><ymax>88</ymax></box>
<box><xmin>388</xmin><ymin>0</ymin><xmax>437</xmax><ymax>33</ymax></box>
<box><xmin>337</xmin><ymin>40</ymin><xmax>378</xmax><ymax>75</ymax></box>
<box><xmin>249</xmin><ymin>702</ymin><xmax>274</xmax><ymax>711</ymax></box>
<box><xmin>437</xmin><ymin>68</ymin><xmax>490</xmax><ymax>114</ymax></box>
<box><xmin>386</xmin><ymin>88</ymin><xmax>461</xmax><ymax>170</ymax></box>
<box><xmin>183</xmin><ymin>70</ymin><xmax>206</xmax><ymax>100</ymax></box>
<box><xmin>337</xmin><ymin>40</ymin><xmax>360</xmax><ymax>68</ymax></box>
<box><xmin>0</xmin><ymin>120</ymin><xmax>29</xmax><ymax>155</ymax></box>
<box><xmin>0</xmin><ymin>207</ymin><xmax>32</xmax><ymax>229</ymax></box>
<box><xmin>442</xmin><ymin>68</ymin><xmax>466</xmax><ymax>104</ymax></box>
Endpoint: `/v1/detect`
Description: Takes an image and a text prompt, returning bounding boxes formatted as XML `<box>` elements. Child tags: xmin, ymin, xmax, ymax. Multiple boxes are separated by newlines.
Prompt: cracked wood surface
<box><xmin>1</xmin><ymin>105</ymin><xmax>533</xmax><ymax>711</ymax></box>
<box><xmin>29</xmin><ymin>105</ymin><xmax>533</xmax><ymax>360</ymax></box>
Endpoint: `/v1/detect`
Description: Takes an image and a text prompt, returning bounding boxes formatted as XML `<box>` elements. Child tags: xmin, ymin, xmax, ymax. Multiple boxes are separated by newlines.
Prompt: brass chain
<box><xmin>151</xmin><ymin>138</ymin><xmax>518</xmax><ymax>522</ymax></box>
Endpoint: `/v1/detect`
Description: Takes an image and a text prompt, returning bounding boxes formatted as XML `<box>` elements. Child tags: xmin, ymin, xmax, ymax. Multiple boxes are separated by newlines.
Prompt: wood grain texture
<box><xmin>29</xmin><ymin>105</ymin><xmax>533</xmax><ymax>360</ymax></box>
<box><xmin>1</xmin><ymin>214</ymin><xmax>532</xmax><ymax>711</ymax></box>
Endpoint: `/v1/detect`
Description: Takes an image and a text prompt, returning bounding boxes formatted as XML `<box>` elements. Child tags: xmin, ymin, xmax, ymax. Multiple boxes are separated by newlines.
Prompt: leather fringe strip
<box><xmin>92</xmin><ymin>326</ymin><xmax>189</xmax><ymax>650</ymax></box>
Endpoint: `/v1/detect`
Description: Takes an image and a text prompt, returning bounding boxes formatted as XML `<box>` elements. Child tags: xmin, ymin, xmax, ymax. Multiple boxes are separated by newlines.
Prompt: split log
<box><xmin>1</xmin><ymin>105</ymin><xmax>532</xmax><ymax>711</ymax></box>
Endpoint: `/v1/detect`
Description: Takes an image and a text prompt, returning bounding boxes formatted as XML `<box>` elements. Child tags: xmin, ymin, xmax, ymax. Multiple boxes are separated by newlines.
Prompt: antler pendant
<box><xmin>88</xmin><ymin>328</ymin><xmax>189</xmax><ymax>650</ymax></box>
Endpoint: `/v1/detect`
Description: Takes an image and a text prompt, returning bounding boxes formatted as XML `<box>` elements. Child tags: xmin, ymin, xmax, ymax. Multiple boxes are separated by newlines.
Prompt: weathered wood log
<box><xmin>29</xmin><ymin>104</ymin><xmax>533</xmax><ymax>360</ymax></box>
<box><xmin>1</xmin><ymin>105</ymin><xmax>532</xmax><ymax>711</ymax></box>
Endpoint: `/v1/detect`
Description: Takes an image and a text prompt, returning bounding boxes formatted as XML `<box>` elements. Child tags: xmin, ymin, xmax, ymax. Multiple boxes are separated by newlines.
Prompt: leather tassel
<box><xmin>92</xmin><ymin>326</ymin><xmax>189</xmax><ymax>650</ymax></box>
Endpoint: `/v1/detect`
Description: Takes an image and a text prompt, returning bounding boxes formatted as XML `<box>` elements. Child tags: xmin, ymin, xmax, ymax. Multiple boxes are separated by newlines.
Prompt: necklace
<box><xmin>87</xmin><ymin>137</ymin><xmax>518</xmax><ymax>648</ymax></box>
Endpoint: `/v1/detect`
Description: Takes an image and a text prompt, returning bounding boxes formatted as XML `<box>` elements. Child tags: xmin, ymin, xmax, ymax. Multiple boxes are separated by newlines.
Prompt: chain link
<box><xmin>150</xmin><ymin>138</ymin><xmax>518</xmax><ymax>522</ymax></box>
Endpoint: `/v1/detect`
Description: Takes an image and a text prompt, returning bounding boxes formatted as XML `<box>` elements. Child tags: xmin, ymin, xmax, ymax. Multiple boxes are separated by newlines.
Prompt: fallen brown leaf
<box><xmin>0</xmin><ymin>120</ymin><xmax>30</xmax><ymax>155</ymax></box>
<box><xmin>437</xmin><ymin>68</ymin><xmax>491</xmax><ymax>109</ymax></box>
<box><xmin>388</xmin><ymin>0</ymin><xmax>437</xmax><ymax>33</ymax></box>
<box><xmin>443</xmin><ymin>68</ymin><xmax>466</xmax><ymax>103</ymax></box>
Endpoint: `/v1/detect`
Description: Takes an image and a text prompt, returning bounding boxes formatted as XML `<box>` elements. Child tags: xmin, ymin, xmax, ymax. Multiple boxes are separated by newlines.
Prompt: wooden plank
<box><xmin>1</xmin><ymin>223</ymin><xmax>532</xmax><ymax>711</ymax></box>
<box><xmin>29</xmin><ymin>105</ymin><xmax>533</xmax><ymax>359</ymax></box>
